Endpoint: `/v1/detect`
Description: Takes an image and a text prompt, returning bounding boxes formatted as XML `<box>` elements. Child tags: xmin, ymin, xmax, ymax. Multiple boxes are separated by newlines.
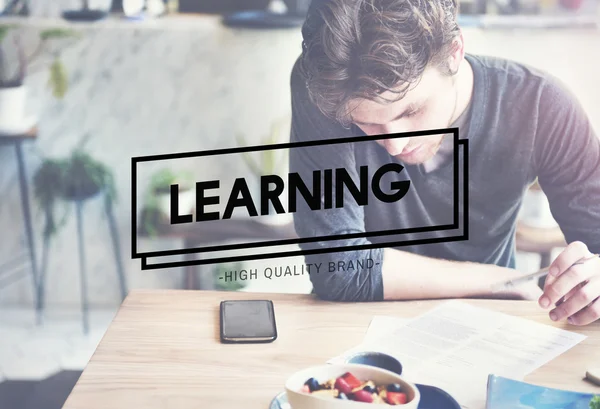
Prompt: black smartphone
<box><xmin>219</xmin><ymin>300</ymin><xmax>277</xmax><ymax>344</ymax></box>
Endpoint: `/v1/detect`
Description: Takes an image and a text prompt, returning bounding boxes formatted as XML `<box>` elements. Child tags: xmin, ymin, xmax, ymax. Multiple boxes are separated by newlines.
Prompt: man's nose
<box><xmin>380</xmin><ymin>137</ymin><xmax>410</xmax><ymax>156</ymax></box>
<box><xmin>380</xmin><ymin>121</ymin><xmax>411</xmax><ymax>135</ymax></box>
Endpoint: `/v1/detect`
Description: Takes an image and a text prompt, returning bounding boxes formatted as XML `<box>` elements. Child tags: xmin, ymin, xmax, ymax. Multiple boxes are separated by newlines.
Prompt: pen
<box><xmin>491</xmin><ymin>253</ymin><xmax>600</xmax><ymax>293</ymax></box>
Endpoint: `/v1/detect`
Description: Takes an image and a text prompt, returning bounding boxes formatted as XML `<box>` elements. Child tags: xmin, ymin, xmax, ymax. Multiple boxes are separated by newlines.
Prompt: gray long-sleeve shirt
<box><xmin>289</xmin><ymin>53</ymin><xmax>600</xmax><ymax>302</ymax></box>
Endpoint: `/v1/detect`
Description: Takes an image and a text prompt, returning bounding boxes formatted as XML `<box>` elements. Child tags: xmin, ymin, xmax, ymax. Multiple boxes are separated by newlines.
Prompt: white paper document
<box><xmin>328</xmin><ymin>315</ymin><xmax>409</xmax><ymax>363</ymax></box>
<box><xmin>364</xmin><ymin>315</ymin><xmax>408</xmax><ymax>343</ymax></box>
<box><xmin>329</xmin><ymin>300</ymin><xmax>586</xmax><ymax>409</ymax></box>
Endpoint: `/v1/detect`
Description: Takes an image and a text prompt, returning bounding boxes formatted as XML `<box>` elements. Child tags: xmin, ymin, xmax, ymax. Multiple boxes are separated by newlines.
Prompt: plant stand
<box><xmin>38</xmin><ymin>191</ymin><xmax>128</xmax><ymax>334</ymax></box>
<box><xmin>0</xmin><ymin>128</ymin><xmax>40</xmax><ymax>321</ymax></box>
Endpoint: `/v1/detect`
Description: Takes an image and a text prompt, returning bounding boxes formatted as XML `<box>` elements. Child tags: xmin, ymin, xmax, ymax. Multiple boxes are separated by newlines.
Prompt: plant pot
<box><xmin>139</xmin><ymin>207</ymin><xmax>169</xmax><ymax>236</ymax></box>
<box><xmin>62</xmin><ymin>182</ymin><xmax>103</xmax><ymax>202</ymax></box>
<box><xmin>156</xmin><ymin>187</ymin><xmax>196</xmax><ymax>219</ymax></box>
<box><xmin>0</xmin><ymin>85</ymin><xmax>32</xmax><ymax>134</ymax></box>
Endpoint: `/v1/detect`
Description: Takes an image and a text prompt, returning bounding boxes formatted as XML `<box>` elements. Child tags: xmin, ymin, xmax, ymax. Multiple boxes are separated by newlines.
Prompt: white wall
<box><xmin>0</xmin><ymin>12</ymin><xmax>304</xmax><ymax>307</ymax></box>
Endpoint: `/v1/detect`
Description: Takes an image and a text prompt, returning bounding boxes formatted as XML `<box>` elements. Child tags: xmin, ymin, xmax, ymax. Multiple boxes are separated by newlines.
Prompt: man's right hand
<box><xmin>467</xmin><ymin>279</ymin><xmax>543</xmax><ymax>300</ymax></box>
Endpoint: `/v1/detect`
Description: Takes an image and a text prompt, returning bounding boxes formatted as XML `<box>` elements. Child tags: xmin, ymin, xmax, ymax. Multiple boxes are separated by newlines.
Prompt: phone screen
<box><xmin>220</xmin><ymin>300</ymin><xmax>277</xmax><ymax>343</ymax></box>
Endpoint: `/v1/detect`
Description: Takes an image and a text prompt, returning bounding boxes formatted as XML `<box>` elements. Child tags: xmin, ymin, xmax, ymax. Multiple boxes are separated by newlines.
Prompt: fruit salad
<box><xmin>300</xmin><ymin>372</ymin><xmax>410</xmax><ymax>405</ymax></box>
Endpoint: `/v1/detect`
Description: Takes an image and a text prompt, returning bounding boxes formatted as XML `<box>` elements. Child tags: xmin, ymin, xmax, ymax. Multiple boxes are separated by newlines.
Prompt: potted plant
<box><xmin>0</xmin><ymin>24</ymin><xmax>78</xmax><ymax>133</ymax></box>
<box><xmin>140</xmin><ymin>168</ymin><xmax>196</xmax><ymax>236</ymax></box>
<box><xmin>236</xmin><ymin>117</ymin><xmax>291</xmax><ymax>225</ymax></box>
<box><xmin>33</xmin><ymin>148</ymin><xmax>116</xmax><ymax>240</ymax></box>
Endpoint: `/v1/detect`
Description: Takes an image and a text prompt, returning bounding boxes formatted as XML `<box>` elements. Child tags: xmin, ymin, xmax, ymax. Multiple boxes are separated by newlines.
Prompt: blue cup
<box><xmin>344</xmin><ymin>351</ymin><xmax>403</xmax><ymax>376</ymax></box>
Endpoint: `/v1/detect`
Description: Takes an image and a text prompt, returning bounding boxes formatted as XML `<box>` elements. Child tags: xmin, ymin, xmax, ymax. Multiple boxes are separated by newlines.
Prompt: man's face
<box><xmin>349</xmin><ymin>66</ymin><xmax>456</xmax><ymax>165</ymax></box>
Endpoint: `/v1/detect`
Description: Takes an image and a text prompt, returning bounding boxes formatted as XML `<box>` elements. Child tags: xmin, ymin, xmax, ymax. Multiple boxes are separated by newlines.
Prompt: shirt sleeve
<box><xmin>288</xmin><ymin>58</ymin><xmax>385</xmax><ymax>302</ymax></box>
<box><xmin>534</xmin><ymin>76</ymin><xmax>600</xmax><ymax>254</ymax></box>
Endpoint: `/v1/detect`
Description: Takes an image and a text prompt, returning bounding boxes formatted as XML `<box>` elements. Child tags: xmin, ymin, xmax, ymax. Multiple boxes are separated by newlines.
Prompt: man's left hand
<box><xmin>539</xmin><ymin>241</ymin><xmax>600</xmax><ymax>326</ymax></box>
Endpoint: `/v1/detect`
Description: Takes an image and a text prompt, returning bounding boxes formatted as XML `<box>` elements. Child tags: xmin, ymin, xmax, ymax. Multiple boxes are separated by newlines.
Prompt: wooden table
<box><xmin>61</xmin><ymin>290</ymin><xmax>600</xmax><ymax>409</ymax></box>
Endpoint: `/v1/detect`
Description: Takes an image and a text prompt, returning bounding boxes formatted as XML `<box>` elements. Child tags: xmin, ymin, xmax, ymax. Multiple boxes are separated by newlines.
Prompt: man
<box><xmin>289</xmin><ymin>0</ymin><xmax>600</xmax><ymax>325</ymax></box>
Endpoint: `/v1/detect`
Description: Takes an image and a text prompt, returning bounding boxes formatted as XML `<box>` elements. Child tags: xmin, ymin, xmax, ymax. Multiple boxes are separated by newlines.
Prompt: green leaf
<box><xmin>0</xmin><ymin>25</ymin><xmax>18</xmax><ymax>43</ymax></box>
<box><xmin>590</xmin><ymin>395</ymin><xmax>600</xmax><ymax>409</ymax></box>
<box><xmin>154</xmin><ymin>169</ymin><xmax>177</xmax><ymax>186</ymax></box>
<box><xmin>33</xmin><ymin>148</ymin><xmax>115</xmax><ymax>239</ymax></box>
<box><xmin>33</xmin><ymin>157</ymin><xmax>68</xmax><ymax>239</ymax></box>
<box><xmin>149</xmin><ymin>168</ymin><xmax>193</xmax><ymax>192</ymax></box>
<box><xmin>213</xmin><ymin>262</ymin><xmax>248</xmax><ymax>291</ymax></box>
<box><xmin>48</xmin><ymin>58</ymin><xmax>68</xmax><ymax>99</ymax></box>
<box><xmin>40</xmin><ymin>28</ymin><xmax>79</xmax><ymax>41</ymax></box>
<box><xmin>263</xmin><ymin>147</ymin><xmax>274</xmax><ymax>175</ymax></box>
<box><xmin>237</xmin><ymin>116</ymin><xmax>291</xmax><ymax>177</ymax></box>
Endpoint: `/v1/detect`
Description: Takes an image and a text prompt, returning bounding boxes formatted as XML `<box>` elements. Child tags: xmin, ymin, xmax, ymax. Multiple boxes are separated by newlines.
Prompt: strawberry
<box><xmin>341</xmin><ymin>372</ymin><xmax>363</xmax><ymax>389</ymax></box>
<box><xmin>353</xmin><ymin>390</ymin><xmax>374</xmax><ymax>403</ymax></box>
<box><xmin>334</xmin><ymin>377</ymin><xmax>353</xmax><ymax>395</ymax></box>
<box><xmin>386</xmin><ymin>392</ymin><xmax>408</xmax><ymax>405</ymax></box>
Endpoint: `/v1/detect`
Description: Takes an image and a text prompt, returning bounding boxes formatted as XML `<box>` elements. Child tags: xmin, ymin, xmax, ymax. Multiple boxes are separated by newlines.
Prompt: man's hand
<box><xmin>480</xmin><ymin>280</ymin><xmax>543</xmax><ymax>301</ymax></box>
<box><xmin>512</xmin><ymin>280</ymin><xmax>544</xmax><ymax>301</ymax></box>
<box><xmin>539</xmin><ymin>241</ymin><xmax>600</xmax><ymax>326</ymax></box>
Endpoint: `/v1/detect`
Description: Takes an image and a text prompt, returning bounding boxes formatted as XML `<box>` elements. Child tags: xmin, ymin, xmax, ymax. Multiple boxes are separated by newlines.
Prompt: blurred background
<box><xmin>0</xmin><ymin>0</ymin><xmax>599</xmax><ymax>408</ymax></box>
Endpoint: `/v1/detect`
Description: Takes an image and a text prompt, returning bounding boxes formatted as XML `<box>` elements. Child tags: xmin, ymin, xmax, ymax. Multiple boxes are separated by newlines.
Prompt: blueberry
<box><xmin>387</xmin><ymin>383</ymin><xmax>402</xmax><ymax>393</ymax></box>
<box><xmin>338</xmin><ymin>392</ymin><xmax>349</xmax><ymax>400</ymax></box>
<box><xmin>305</xmin><ymin>378</ymin><xmax>320</xmax><ymax>392</ymax></box>
<box><xmin>363</xmin><ymin>385</ymin><xmax>376</xmax><ymax>393</ymax></box>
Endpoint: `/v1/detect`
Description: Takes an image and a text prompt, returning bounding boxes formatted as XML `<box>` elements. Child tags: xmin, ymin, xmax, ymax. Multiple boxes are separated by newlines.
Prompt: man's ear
<box><xmin>447</xmin><ymin>30</ymin><xmax>466</xmax><ymax>75</ymax></box>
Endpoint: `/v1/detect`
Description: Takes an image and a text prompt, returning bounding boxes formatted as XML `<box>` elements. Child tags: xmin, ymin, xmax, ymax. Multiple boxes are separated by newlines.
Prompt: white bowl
<box><xmin>285</xmin><ymin>364</ymin><xmax>420</xmax><ymax>409</ymax></box>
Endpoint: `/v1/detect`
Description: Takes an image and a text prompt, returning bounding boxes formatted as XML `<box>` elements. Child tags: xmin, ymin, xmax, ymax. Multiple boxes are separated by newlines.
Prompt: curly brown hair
<box><xmin>300</xmin><ymin>0</ymin><xmax>461</xmax><ymax>127</ymax></box>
